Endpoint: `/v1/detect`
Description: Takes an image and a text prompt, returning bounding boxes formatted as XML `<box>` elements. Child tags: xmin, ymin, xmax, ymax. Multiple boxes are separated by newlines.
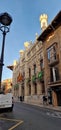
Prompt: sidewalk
<box><xmin>23</xmin><ymin>101</ymin><xmax>61</xmax><ymax>112</ymax></box>
<box><xmin>15</xmin><ymin>98</ymin><xmax>61</xmax><ymax>112</ymax></box>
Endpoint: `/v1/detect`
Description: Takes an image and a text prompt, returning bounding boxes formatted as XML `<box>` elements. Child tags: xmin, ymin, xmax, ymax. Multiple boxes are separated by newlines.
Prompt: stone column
<box><xmin>52</xmin><ymin>67</ymin><xmax>56</xmax><ymax>82</ymax></box>
<box><xmin>31</xmin><ymin>83</ymin><xmax>35</xmax><ymax>95</ymax></box>
<box><xmin>24</xmin><ymin>82</ymin><xmax>29</xmax><ymax>101</ymax></box>
<box><xmin>18</xmin><ymin>84</ymin><xmax>22</xmax><ymax>97</ymax></box>
<box><xmin>37</xmin><ymin>82</ymin><xmax>42</xmax><ymax>95</ymax></box>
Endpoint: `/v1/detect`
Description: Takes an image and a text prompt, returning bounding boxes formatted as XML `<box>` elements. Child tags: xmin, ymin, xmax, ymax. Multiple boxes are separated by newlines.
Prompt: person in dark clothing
<box><xmin>43</xmin><ymin>95</ymin><xmax>47</xmax><ymax>105</ymax></box>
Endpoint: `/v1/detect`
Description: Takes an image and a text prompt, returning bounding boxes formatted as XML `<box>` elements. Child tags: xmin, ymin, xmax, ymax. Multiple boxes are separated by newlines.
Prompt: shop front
<box><xmin>48</xmin><ymin>84</ymin><xmax>61</xmax><ymax>106</ymax></box>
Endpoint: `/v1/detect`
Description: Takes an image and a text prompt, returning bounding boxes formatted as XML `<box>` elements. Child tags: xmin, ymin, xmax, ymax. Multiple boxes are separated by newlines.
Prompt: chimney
<box><xmin>39</xmin><ymin>14</ymin><xmax>48</xmax><ymax>31</ymax></box>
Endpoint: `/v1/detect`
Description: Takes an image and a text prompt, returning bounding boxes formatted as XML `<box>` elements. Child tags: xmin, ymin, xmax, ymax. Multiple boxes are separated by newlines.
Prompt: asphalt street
<box><xmin>0</xmin><ymin>102</ymin><xmax>61</xmax><ymax>130</ymax></box>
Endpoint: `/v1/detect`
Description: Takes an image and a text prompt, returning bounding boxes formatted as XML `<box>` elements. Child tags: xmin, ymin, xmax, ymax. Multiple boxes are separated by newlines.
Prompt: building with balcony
<box><xmin>38</xmin><ymin>11</ymin><xmax>61</xmax><ymax>106</ymax></box>
<box><xmin>8</xmin><ymin>11</ymin><xmax>61</xmax><ymax>106</ymax></box>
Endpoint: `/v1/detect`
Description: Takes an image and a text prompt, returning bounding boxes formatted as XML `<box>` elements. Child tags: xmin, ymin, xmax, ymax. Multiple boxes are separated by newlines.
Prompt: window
<box><xmin>29</xmin><ymin>84</ymin><xmax>31</xmax><ymax>95</ymax></box>
<box><xmin>34</xmin><ymin>64</ymin><xmax>36</xmax><ymax>74</ymax></box>
<box><xmin>47</xmin><ymin>49</ymin><xmax>50</xmax><ymax>60</ymax></box>
<box><xmin>50</xmin><ymin>67</ymin><xmax>59</xmax><ymax>82</ymax></box>
<box><xmin>47</xmin><ymin>45</ymin><xmax>57</xmax><ymax>62</ymax></box>
<box><xmin>35</xmin><ymin>84</ymin><xmax>37</xmax><ymax>94</ymax></box>
<box><xmin>40</xmin><ymin>59</ymin><xmax>44</xmax><ymax>70</ymax></box>
<box><xmin>29</xmin><ymin>68</ymin><xmax>31</xmax><ymax>78</ymax></box>
<box><xmin>42</xmin><ymin>83</ymin><xmax>45</xmax><ymax>94</ymax></box>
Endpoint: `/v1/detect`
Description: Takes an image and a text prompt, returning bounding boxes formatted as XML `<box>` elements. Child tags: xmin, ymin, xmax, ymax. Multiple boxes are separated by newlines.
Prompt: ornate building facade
<box><xmin>12</xmin><ymin>40</ymin><xmax>45</xmax><ymax>104</ymax></box>
<box><xmin>12</xmin><ymin>11</ymin><xmax>61</xmax><ymax>106</ymax></box>
<box><xmin>38</xmin><ymin>11</ymin><xmax>61</xmax><ymax>106</ymax></box>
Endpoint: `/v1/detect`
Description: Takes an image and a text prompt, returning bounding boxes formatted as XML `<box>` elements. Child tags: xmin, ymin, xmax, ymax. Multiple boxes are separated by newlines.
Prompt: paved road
<box><xmin>0</xmin><ymin>102</ymin><xmax>61</xmax><ymax>130</ymax></box>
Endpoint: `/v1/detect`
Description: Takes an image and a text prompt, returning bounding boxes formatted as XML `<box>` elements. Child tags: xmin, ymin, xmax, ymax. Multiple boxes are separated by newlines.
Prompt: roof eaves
<box><xmin>37</xmin><ymin>11</ymin><xmax>61</xmax><ymax>42</ymax></box>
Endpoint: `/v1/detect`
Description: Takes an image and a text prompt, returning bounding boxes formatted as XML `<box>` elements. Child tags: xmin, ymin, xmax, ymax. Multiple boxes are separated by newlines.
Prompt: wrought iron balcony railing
<box><xmin>48</xmin><ymin>54</ymin><xmax>59</xmax><ymax>66</ymax></box>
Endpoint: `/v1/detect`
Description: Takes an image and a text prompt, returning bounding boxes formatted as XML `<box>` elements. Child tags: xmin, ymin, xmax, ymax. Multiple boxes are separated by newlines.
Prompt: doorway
<box><xmin>57</xmin><ymin>90</ymin><xmax>61</xmax><ymax>106</ymax></box>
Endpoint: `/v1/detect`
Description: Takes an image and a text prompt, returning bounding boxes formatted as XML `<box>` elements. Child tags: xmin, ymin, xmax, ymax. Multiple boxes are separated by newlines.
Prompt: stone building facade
<box><xmin>38</xmin><ymin>11</ymin><xmax>61</xmax><ymax>106</ymax></box>
<box><xmin>12</xmin><ymin>11</ymin><xmax>61</xmax><ymax>106</ymax></box>
<box><xmin>12</xmin><ymin>40</ymin><xmax>45</xmax><ymax>104</ymax></box>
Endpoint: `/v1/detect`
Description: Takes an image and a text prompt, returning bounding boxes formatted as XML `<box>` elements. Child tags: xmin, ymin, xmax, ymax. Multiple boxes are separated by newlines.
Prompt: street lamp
<box><xmin>0</xmin><ymin>12</ymin><xmax>12</xmax><ymax>90</ymax></box>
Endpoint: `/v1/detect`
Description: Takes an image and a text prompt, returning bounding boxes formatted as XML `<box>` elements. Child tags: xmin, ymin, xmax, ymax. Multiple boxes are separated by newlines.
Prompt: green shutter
<box><xmin>32</xmin><ymin>75</ymin><xmax>36</xmax><ymax>82</ymax></box>
<box><xmin>38</xmin><ymin>71</ymin><xmax>43</xmax><ymax>79</ymax></box>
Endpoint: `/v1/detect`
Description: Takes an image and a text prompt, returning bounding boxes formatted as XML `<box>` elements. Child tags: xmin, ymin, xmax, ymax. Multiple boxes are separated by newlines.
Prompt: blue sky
<box><xmin>0</xmin><ymin>0</ymin><xmax>61</xmax><ymax>81</ymax></box>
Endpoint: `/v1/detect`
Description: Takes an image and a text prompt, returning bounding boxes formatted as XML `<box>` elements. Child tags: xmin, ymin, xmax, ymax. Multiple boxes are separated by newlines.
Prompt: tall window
<box><xmin>40</xmin><ymin>59</ymin><xmax>44</xmax><ymax>70</ymax></box>
<box><xmin>35</xmin><ymin>83</ymin><xmax>37</xmax><ymax>94</ymax></box>
<box><xmin>29</xmin><ymin>84</ymin><xmax>31</xmax><ymax>95</ymax></box>
<box><xmin>42</xmin><ymin>83</ymin><xmax>45</xmax><ymax>94</ymax></box>
<box><xmin>47</xmin><ymin>44</ymin><xmax>57</xmax><ymax>62</ymax></box>
<box><xmin>50</xmin><ymin>67</ymin><xmax>59</xmax><ymax>82</ymax></box>
<box><xmin>34</xmin><ymin>64</ymin><xmax>36</xmax><ymax>74</ymax></box>
<box><xmin>29</xmin><ymin>68</ymin><xmax>31</xmax><ymax>78</ymax></box>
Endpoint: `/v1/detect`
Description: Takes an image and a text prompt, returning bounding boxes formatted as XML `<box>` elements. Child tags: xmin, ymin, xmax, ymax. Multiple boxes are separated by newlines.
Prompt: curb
<box><xmin>23</xmin><ymin>102</ymin><xmax>61</xmax><ymax>112</ymax></box>
<box><xmin>15</xmin><ymin>100</ymin><xmax>61</xmax><ymax>112</ymax></box>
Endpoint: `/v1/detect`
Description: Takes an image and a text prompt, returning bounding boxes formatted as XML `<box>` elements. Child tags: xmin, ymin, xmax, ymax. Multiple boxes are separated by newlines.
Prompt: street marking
<box><xmin>8</xmin><ymin>121</ymin><xmax>23</xmax><ymax>130</ymax></box>
<box><xmin>46</xmin><ymin>112</ymin><xmax>61</xmax><ymax>119</ymax></box>
<box><xmin>0</xmin><ymin>117</ymin><xmax>20</xmax><ymax>122</ymax></box>
<box><xmin>0</xmin><ymin>117</ymin><xmax>24</xmax><ymax>130</ymax></box>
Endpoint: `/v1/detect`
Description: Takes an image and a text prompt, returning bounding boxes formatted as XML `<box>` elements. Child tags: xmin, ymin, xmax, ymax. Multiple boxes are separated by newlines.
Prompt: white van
<box><xmin>0</xmin><ymin>92</ymin><xmax>14</xmax><ymax>111</ymax></box>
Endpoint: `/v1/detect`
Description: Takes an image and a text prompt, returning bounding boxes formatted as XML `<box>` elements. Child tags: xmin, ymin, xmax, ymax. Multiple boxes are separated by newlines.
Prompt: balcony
<box><xmin>48</xmin><ymin>77</ymin><xmax>61</xmax><ymax>87</ymax></box>
<box><xmin>48</xmin><ymin>54</ymin><xmax>59</xmax><ymax>66</ymax></box>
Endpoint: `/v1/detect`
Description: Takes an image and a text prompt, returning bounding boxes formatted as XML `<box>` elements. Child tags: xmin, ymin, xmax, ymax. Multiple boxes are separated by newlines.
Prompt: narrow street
<box><xmin>0</xmin><ymin>102</ymin><xmax>61</xmax><ymax>130</ymax></box>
